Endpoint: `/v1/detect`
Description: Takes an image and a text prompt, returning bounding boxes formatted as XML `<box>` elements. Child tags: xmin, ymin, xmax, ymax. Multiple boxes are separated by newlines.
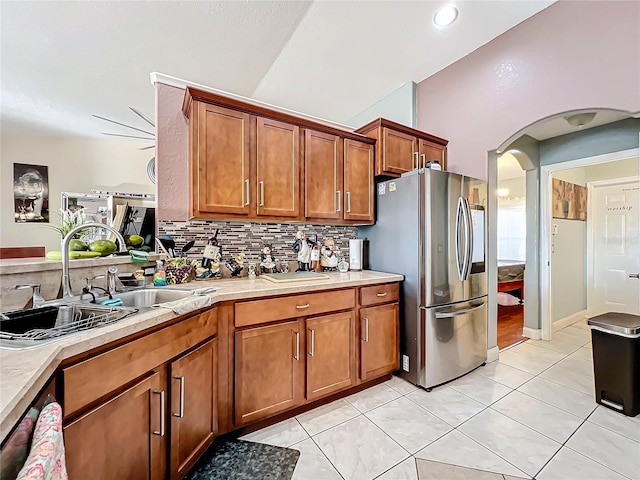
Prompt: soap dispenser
<box><xmin>153</xmin><ymin>260</ymin><xmax>166</xmax><ymax>287</ymax></box>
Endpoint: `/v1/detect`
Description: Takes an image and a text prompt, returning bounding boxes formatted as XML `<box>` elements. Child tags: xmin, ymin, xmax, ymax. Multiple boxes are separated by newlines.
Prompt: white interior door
<box><xmin>588</xmin><ymin>178</ymin><xmax>640</xmax><ymax>316</ymax></box>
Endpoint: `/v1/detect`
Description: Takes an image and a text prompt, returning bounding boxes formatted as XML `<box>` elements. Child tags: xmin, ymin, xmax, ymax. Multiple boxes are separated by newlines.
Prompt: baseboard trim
<box><xmin>487</xmin><ymin>346</ymin><xmax>500</xmax><ymax>363</ymax></box>
<box><xmin>553</xmin><ymin>310</ymin><xmax>587</xmax><ymax>332</ymax></box>
<box><xmin>523</xmin><ymin>327</ymin><xmax>541</xmax><ymax>340</ymax></box>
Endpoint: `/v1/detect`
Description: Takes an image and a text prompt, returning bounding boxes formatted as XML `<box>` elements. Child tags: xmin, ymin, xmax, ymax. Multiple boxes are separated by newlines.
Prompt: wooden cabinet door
<box><xmin>196</xmin><ymin>103</ymin><xmax>251</xmax><ymax>215</ymax></box>
<box><xmin>306</xmin><ymin>312</ymin><xmax>355</xmax><ymax>401</ymax></box>
<box><xmin>360</xmin><ymin>303</ymin><xmax>399</xmax><ymax>381</ymax></box>
<box><xmin>235</xmin><ymin>320</ymin><xmax>304</xmax><ymax>425</ymax></box>
<box><xmin>382</xmin><ymin>127</ymin><xmax>417</xmax><ymax>175</ymax></box>
<box><xmin>64</xmin><ymin>372</ymin><xmax>165</xmax><ymax>480</ymax></box>
<box><xmin>343</xmin><ymin>139</ymin><xmax>374</xmax><ymax>223</ymax></box>
<box><xmin>419</xmin><ymin>138</ymin><xmax>447</xmax><ymax>171</ymax></box>
<box><xmin>304</xmin><ymin>129</ymin><xmax>342</xmax><ymax>220</ymax></box>
<box><xmin>170</xmin><ymin>339</ymin><xmax>217</xmax><ymax>480</ymax></box>
<box><xmin>256</xmin><ymin>117</ymin><xmax>300</xmax><ymax>217</ymax></box>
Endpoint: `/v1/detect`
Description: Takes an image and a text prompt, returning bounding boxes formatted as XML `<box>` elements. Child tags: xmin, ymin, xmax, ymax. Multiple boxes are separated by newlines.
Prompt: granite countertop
<box><xmin>0</xmin><ymin>270</ymin><xmax>402</xmax><ymax>443</ymax></box>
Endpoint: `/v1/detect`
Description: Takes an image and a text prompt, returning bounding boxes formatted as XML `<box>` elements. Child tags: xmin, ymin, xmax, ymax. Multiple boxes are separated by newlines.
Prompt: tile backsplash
<box><xmin>158</xmin><ymin>220</ymin><xmax>358</xmax><ymax>268</ymax></box>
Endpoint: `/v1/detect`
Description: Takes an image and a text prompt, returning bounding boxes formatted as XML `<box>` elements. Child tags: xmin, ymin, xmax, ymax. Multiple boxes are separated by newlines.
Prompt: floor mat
<box><xmin>184</xmin><ymin>438</ymin><xmax>300</xmax><ymax>480</ymax></box>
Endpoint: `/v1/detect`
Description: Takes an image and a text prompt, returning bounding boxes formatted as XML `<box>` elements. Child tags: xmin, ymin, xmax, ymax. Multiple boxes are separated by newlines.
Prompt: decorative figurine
<box><xmin>260</xmin><ymin>244</ymin><xmax>279</xmax><ymax>274</ymax></box>
<box><xmin>195</xmin><ymin>249</ymin><xmax>222</xmax><ymax>279</ymax></box>
<box><xmin>292</xmin><ymin>231</ymin><xmax>314</xmax><ymax>271</ymax></box>
<box><xmin>248</xmin><ymin>263</ymin><xmax>256</xmax><ymax>279</ymax></box>
<box><xmin>225</xmin><ymin>252</ymin><xmax>245</xmax><ymax>277</ymax></box>
<box><xmin>320</xmin><ymin>237</ymin><xmax>339</xmax><ymax>271</ymax></box>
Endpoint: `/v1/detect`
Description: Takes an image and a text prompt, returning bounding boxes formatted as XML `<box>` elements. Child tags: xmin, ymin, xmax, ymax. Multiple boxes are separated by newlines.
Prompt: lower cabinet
<box><xmin>170</xmin><ymin>338</ymin><xmax>218</xmax><ymax>480</ymax></box>
<box><xmin>64</xmin><ymin>371</ymin><xmax>165</xmax><ymax>480</ymax></box>
<box><xmin>306</xmin><ymin>312</ymin><xmax>354</xmax><ymax>401</ymax></box>
<box><xmin>234</xmin><ymin>321</ymin><xmax>305</xmax><ymax>425</ymax></box>
<box><xmin>360</xmin><ymin>303</ymin><xmax>399</xmax><ymax>381</ymax></box>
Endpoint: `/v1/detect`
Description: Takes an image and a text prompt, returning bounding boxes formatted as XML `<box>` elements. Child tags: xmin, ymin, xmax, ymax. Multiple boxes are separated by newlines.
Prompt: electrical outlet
<box><xmin>552</xmin><ymin>223</ymin><xmax>559</xmax><ymax>235</ymax></box>
<box><xmin>402</xmin><ymin>355</ymin><xmax>410</xmax><ymax>372</ymax></box>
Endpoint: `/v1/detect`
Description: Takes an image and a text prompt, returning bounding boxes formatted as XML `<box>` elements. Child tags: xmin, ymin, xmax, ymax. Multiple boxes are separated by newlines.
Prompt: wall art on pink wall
<box><xmin>13</xmin><ymin>163</ymin><xmax>49</xmax><ymax>223</ymax></box>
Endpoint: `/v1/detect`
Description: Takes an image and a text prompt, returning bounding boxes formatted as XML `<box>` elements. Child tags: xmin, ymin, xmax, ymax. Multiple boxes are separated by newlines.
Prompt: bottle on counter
<box><xmin>153</xmin><ymin>260</ymin><xmax>166</xmax><ymax>287</ymax></box>
<box><xmin>202</xmin><ymin>229</ymin><xmax>220</xmax><ymax>269</ymax></box>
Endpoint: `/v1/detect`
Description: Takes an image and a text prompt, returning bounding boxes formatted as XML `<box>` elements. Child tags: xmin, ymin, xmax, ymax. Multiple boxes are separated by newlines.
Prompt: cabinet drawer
<box><xmin>235</xmin><ymin>289</ymin><xmax>355</xmax><ymax>328</ymax></box>
<box><xmin>360</xmin><ymin>283</ymin><xmax>399</xmax><ymax>307</ymax></box>
<box><xmin>63</xmin><ymin>308</ymin><xmax>217</xmax><ymax>418</ymax></box>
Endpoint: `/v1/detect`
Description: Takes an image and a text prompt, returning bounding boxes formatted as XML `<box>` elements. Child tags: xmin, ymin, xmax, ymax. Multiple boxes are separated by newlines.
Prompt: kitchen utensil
<box><xmin>157</xmin><ymin>235</ymin><xmax>176</xmax><ymax>258</ymax></box>
<box><xmin>155</xmin><ymin>238</ymin><xmax>170</xmax><ymax>257</ymax></box>
<box><xmin>180</xmin><ymin>240</ymin><xmax>195</xmax><ymax>257</ymax></box>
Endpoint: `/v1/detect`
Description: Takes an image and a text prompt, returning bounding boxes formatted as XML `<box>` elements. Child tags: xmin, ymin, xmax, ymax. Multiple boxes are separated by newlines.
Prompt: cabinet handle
<box><xmin>309</xmin><ymin>329</ymin><xmax>315</xmax><ymax>357</ymax></box>
<box><xmin>376</xmin><ymin>292</ymin><xmax>388</xmax><ymax>297</ymax></box>
<box><xmin>173</xmin><ymin>376</ymin><xmax>185</xmax><ymax>418</ymax></box>
<box><xmin>346</xmin><ymin>192</ymin><xmax>351</xmax><ymax>213</ymax></box>
<box><xmin>420</xmin><ymin>153</ymin><xmax>426</xmax><ymax>169</ymax></box>
<box><xmin>259</xmin><ymin>181</ymin><xmax>265</xmax><ymax>206</ymax></box>
<box><xmin>245</xmin><ymin>179</ymin><xmax>250</xmax><ymax>205</ymax></box>
<box><xmin>363</xmin><ymin>317</ymin><xmax>369</xmax><ymax>342</ymax></box>
<box><xmin>413</xmin><ymin>152</ymin><xmax>419</xmax><ymax>170</ymax></box>
<box><xmin>336</xmin><ymin>190</ymin><xmax>341</xmax><ymax>212</ymax></box>
<box><xmin>296</xmin><ymin>303</ymin><xmax>310</xmax><ymax>309</ymax></box>
<box><xmin>294</xmin><ymin>331</ymin><xmax>300</xmax><ymax>361</ymax></box>
<box><xmin>152</xmin><ymin>390</ymin><xmax>165</xmax><ymax>436</ymax></box>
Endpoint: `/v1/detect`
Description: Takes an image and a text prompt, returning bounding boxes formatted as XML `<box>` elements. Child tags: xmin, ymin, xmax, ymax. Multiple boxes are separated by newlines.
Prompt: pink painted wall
<box><xmin>156</xmin><ymin>83</ymin><xmax>190</xmax><ymax>221</ymax></box>
<box><xmin>417</xmin><ymin>1</ymin><xmax>640</xmax><ymax>180</ymax></box>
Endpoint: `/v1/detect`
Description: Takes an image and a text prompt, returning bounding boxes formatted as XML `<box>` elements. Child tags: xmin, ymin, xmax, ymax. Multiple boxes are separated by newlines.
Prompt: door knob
<box><xmin>629</xmin><ymin>273</ymin><xmax>639</xmax><ymax>279</ymax></box>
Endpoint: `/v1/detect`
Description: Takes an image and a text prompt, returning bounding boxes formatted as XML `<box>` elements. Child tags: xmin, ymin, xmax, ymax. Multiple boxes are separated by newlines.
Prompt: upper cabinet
<box><xmin>184</xmin><ymin>88</ymin><xmax>376</xmax><ymax>225</ymax></box>
<box><xmin>355</xmin><ymin>118</ymin><xmax>448</xmax><ymax>178</ymax></box>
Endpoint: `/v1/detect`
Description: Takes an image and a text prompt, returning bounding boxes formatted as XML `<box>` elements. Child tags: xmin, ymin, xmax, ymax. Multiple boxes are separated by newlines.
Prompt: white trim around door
<box><xmin>540</xmin><ymin>147</ymin><xmax>639</xmax><ymax>341</ymax></box>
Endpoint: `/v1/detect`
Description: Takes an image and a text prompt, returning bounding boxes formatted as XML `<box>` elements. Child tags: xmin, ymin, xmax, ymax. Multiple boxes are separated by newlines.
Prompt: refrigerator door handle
<box><xmin>455</xmin><ymin>197</ymin><xmax>465</xmax><ymax>281</ymax></box>
<box><xmin>434</xmin><ymin>301</ymin><xmax>486</xmax><ymax>318</ymax></box>
<box><xmin>462</xmin><ymin>198</ymin><xmax>473</xmax><ymax>280</ymax></box>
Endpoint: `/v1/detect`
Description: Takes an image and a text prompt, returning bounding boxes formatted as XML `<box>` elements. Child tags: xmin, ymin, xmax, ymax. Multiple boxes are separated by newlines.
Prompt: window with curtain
<box><xmin>497</xmin><ymin>197</ymin><xmax>526</xmax><ymax>261</ymax></box>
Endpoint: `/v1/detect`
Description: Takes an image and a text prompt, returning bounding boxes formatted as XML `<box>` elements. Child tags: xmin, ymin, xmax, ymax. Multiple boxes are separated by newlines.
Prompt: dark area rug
<box><xmin>184</xmin><ymin>438</ymin><xmax>300</xmax><ymax>480</ymax></box>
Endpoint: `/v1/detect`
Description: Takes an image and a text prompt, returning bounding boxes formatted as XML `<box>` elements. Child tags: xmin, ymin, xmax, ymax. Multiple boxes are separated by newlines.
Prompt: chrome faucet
<box><xmin>61</xmin><ymin>223</ymin><xmax>127</xmax><ymax>298</ymax></box>
<box><xmin>15</xmin><ymin>284</ymin><xmax>46</xmax><ymax>308</ymax></box>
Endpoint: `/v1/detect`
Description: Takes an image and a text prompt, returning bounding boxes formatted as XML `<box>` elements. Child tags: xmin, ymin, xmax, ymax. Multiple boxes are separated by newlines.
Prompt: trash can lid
<box><xmin>587</xmin><ymin>312</ymin><xmax>640</xmax><ymax>336</ymax></box>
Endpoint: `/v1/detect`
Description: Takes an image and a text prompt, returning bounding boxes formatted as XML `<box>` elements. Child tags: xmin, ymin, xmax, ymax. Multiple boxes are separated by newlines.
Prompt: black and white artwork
<box><xmin>13</xmin><ymin>163</ymin><xmax>49</xmax><ymax>223</ymax></box>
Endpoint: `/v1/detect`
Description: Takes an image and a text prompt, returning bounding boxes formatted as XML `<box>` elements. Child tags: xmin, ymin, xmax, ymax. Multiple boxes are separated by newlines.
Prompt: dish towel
<box><xmin>16</xmin><ymin>402</ymin><xmax>68</xmax><ymax>480</ymax></box>
<box><xmin>153</xmin><ymin>295</ymin><xmax>212</xmax><ymax>315</ymax></box>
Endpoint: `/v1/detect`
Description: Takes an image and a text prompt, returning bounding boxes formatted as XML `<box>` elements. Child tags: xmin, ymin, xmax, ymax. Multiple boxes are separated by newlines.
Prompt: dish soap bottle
<box><xmin>153</xmin><ymin>260</ymin><xmax>166</xmax><ymax>286</ymax></box>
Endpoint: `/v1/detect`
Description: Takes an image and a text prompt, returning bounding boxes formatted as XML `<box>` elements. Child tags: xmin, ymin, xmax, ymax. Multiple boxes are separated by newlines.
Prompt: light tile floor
<box><xmin>241</xmin><ymin>319</ymin><xmax>640</xmax><ymax>479</ymax></box>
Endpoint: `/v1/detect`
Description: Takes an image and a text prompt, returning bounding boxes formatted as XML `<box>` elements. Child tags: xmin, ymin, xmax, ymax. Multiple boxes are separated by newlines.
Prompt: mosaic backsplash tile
<box><xmin>158</xmin><ymin>220</ymin><xmax>358</xmax><ymax>273</ymax></box>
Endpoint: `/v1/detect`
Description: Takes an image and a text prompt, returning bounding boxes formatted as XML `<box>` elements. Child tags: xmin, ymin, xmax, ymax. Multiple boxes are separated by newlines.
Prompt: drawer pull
<box><xmin>173</xmin><ymin>376</ymin><xmax>185</xmax><ymax>418</ymax></box>
<box><xmin>152</xmin><ymin>390</ymin><xmax>165</xmax><ymax>436</ymax></box>
<box><xmin>376</xmin><ymin>292</ymin><xmax>388</xmax><ymax>297</ymax></box>
<box><xmin>296</xmin><ymin>303</ymin><xmax>310</xmax><ymax>310</ymax></box>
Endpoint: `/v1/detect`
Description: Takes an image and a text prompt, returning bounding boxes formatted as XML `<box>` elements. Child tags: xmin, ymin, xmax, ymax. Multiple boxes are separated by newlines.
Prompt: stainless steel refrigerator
<box><xmin>360</xmin><ymin>169</ymin><xmax>487</xmax><ymax>389</ymax></box>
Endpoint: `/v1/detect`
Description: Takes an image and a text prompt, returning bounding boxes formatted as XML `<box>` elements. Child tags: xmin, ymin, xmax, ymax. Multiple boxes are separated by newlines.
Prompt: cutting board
<box><xmin>260</xmin><ymin>271</ymin><xmax>330</xmax><ymax>283</ymax></box>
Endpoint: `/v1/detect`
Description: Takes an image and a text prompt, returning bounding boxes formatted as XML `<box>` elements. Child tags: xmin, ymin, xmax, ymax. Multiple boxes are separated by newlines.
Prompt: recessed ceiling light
<box><xmin>433</xmin><ymin>5</ymin><xmax>458</xmax><ymax>27</ymax></box>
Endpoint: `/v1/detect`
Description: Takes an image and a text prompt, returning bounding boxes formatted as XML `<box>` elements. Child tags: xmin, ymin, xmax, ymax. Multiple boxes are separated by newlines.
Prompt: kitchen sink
<box><xmin>0</xmin><ymin>303</ymin><xmax>138</xmax><ymax>350</ymax></box>
<box><xmin>108</xmin><ymin>288</ymin><xmax>195</xmax><ymax>308</ymax></box>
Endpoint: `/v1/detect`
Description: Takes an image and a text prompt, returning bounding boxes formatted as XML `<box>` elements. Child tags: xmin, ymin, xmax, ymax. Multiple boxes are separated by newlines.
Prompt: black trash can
<box><xmin>587</xmin><ymin>312</ymin><xmax>640</xmax><ymax>417</ymax></box>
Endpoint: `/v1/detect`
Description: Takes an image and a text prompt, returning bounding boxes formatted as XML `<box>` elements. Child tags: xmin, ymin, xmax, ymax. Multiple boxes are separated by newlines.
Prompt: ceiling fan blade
<box><xmin>93</xmin><ymin>115</ymin><xmax>155</xmax><ymax>136</ymax></box>
<box><xmin>101</xmin><ymin>132</ymin><xmax>155</xmax><ymax>140</ymax></box>
<box><xmin>129</xmin><ymin>107</ymin><xmax>155</xmax><ymax>128</ymax></box>
<box><xmin>139</xmin><ymin>145</ymin><xmax>156</xmax><ymax>151</ymax></box>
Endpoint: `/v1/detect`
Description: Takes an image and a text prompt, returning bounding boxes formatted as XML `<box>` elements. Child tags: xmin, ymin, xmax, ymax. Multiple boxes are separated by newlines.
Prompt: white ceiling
<box><xmin>1</xmin><ymin>1</ymin><xmax>555</xmax><ymax>139</ymax></box>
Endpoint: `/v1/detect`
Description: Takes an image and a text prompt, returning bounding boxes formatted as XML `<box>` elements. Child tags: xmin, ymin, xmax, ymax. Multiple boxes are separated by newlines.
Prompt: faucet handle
<box><xmin>15</xmin><ymin>284</ymin><xmax>46</xmax><ymax>308</ymax></box>
<box><xmin>85</xmin><ymin>275</ymin><xmax>105</xmax><ymax>290</ymax></box>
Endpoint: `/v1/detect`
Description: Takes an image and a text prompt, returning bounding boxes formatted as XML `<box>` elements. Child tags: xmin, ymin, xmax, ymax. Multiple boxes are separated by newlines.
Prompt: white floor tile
<box><xmin>527</xmin><ymin>338</ymin><xmax>581</xmax><ymax>355</ymax></box>
<box><xmin>414</xmin><ymin>430</ymin><xmax>528</xmax><ymax>478</ymax></box>
<box><xmin>376</xmin><ymin>457</ymin><xmax>418</xmax><ymax>480</ymax></box>
<box><xmin>561</xmin><ymin>325</ymin><xmax>592</xmax><ymax>342</ymax></box>
<box><xmin>448</xmin><ymin>372</ymin><xmax>513</xmax><ymax>406</ymax></box>
<box><xmin>570</xmin><ymin>319</ymin><xmax>590</xmax><ymax>330</ymax></box>
<box><xmin>296</xmin><ymin>398</ymin><xmax>360</xmax><ymax>436</ymax></box>
<box><xmin>566</xmin><ymin>421</ymin><xmax>640</xmax><ymax>479</ymax></box>
<box><xmin>492</xmin><ymin>390</ymin><xmax>583</xmax><ymax>443</ymax></box>
<box><xmin>507</xmin><ymin>342</ymin><xmax>567</xmax><ymax>364</ymax></box>
<box><xmin>415</xmin><ymin>459</ymin><xmax>505</xmax><ymax>479</ymax></box>
<box><xmin>556</xmin><ymin>355</ymin><xmax>593</xmax><ymax>377</ymax></box>
<box><xmin>474</xmin><ymin>361</ymin><xmax>534</xmax><ymax>389</ymax></box>
<box><xmin>539</xmin><ymin>364</ymin><xmax>594</xmax><ymax>396</ymax></box>
<box><xmin>517</xmin><ymin>377</ymin><xmax>596</xmax><ymax>418</ymax></box>
<box><xmin>365</xmin><ymin>396</ymin><xmax>452</xmax><ymax>454</ymax></box>
<box><xmin>291</xmin><ymin>438</ymin><xmax>342</xmax><ymax>480</ymax></box>
<box><xmin>385</xmin><ymin>375</ymin><xmax>419</xmax><ymax>395</ymax></box>
<box><xmin>588</xmin><ymin>406</ymin><xmax>640</xmax><ymax>442</ymax></box>
<box><xmin>553</xmin><ymin>330</ymin><xmax>589</xmax><ymax>347</ymax></box>
<box><xmin>569</xmin><ymin>347</ymin><xmax>593</xmax><ymax>361</ymax></box>
<box><xmin>314</xmin><ymin>415</ymin><xmax>409</xmax><ymax>480</ymax></box>
<box><xmin>458</xmin><ymin>408</ymin><xmax>561</xmax><ymax>477</ymax></box>
<box><xmin>346</xmin><ymin>384</ymin><xmax>402</xmax><ymax>413</ymax></box>
<box><xmin>498</xmin><ymin>349</ymin><xmax>554</xmax><ymax>375</ymax></box>
<box><xmin>406</xmin><ymin>386</ymin><xmax>485</xmax><ymax>427</ymax></box>
<box><xmin>240</xmin><ymin>417</ymin><xmax>309</xmax><ymax>447</ymax></box>
<box><xmin>536</xmin><ymin>446</ymin><xmax>628</xmax><ymax>480</ymax></box>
